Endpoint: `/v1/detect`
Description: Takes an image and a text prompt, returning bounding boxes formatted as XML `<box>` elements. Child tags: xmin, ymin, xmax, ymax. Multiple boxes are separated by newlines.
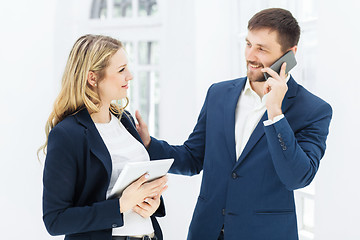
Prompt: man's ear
<box><xmin>87</xmin><ymin>71</ymin><xmax>97</xmax><ymax>87</ymax></box>
<box><xmin>290</xmin><ymin>46</ymin><xmax>298</xmax><ymax>55</ymax></box>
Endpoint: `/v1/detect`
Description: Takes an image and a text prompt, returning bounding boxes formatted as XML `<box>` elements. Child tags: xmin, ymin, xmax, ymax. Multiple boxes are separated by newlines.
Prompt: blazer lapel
<box><xmin>235</xmin><ymin>112</ymin><xmax>268</xmax><ymax>167</ymax></box>
<box><xmin>234</xmin><ymin>76</ymin><xmax>298</xmax><ymax>169</ymax></box>
<box><xmin>224</xmin><ymin>78</ymin><xmax>246</xmax><ymax>162</ymax></box>
<box><xmin>74</xmin><ymin>109</ymin><xmax>146</xmax><ymax>181</ymax></box>
<box><xmin>75</xmin><ymin>109</ymin><xmax>112</xmax><ymax>180</ymax></box>
<box><xmin>120</xmin><ymin>112</ymin><xmax>144</xmax><ymax>145</ymax></box>
<box><xmin>281</xmin><ymin>76</ymin><xmax>298</xmax><ymax>114</ymax></box>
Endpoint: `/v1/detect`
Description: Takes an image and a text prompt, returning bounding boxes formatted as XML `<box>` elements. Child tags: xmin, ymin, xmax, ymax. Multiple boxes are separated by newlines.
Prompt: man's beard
<box><xmin>247</xmin><ymin>61</ymin><xmax>266</xmax><ymax>82</ymax></box>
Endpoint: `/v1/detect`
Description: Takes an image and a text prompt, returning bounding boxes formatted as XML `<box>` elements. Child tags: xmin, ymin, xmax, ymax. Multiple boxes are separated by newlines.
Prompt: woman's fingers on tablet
<box><xmin>133</xmin><ymin>172</ymin><xmax>150</xmax><ymax>187</ymax></box>
<box><xmin>140</xmin><ymin>177</ymin><xmax>167</xmax><ymax>198</ymax></box>
<box><xmin>149</xmin><ymin>184</ymin><xmax>168</xmax><ymax>198</ymax></box>
<box><xmin>156</xmin><ymin>184</ymin><xmax>168</xmax><ymax>198</ymax></box>
<box><xmin>143</xmin><ymin>176</ymin><xmax>168</xmax><ymax>190</ymax></box>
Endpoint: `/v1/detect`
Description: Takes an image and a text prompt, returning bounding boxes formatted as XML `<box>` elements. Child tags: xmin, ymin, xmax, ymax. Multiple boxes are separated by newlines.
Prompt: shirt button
<box><xmin>222</xmin><ymin>209</ymin><xmax>226</xmax><ymax>216</ymax></box>
<box><xmin>112</xmin><ymin>224</ymin><xmax>117</xmax><ymax>228</ymax></box>
<box><xmin>282</xmin><ymin>146</ymin><xmax>287</xmax><ymax>151</ymax></box>
<box><xmin>232</xmin><ymin>172</ymin><xmax>238</xmax><ymax>179</ymax></box>
<box><xmin>280</xmin><ymin>142</ymin><xmax>285</xmax><ymax>147</ymax></box>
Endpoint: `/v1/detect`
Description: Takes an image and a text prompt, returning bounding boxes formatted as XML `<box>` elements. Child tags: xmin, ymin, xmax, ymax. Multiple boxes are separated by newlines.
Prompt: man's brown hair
<box><xmin>248</xmin><ymin>8</ymin><xmax>300</xmax><ymax>52</ymax></box>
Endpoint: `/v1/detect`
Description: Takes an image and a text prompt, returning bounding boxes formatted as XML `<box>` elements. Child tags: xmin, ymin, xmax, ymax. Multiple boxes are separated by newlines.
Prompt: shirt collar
<box><xmin>243</xmin><ymin>74</ymin><xmax>291</xmax><ymax>104</ymax></box>
<box><xmin>244</xmin><ymin>74</ymin><xmax>291</xmax><ymax>92</ymax></box>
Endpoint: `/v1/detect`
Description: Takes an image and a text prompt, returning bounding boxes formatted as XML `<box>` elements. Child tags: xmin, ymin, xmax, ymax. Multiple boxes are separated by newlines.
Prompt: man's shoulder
<box><xmin>207</xmin><ymin>77</ymin><xmax>246</xmax><ymax>93</ymax></box>
<box><xmin>211</xmin><ymin>77</ymin><xmax>246</xmax><ymax>88</ymax></box>
<box><xmin>291</xmin><ymin>80</ymin><xmax>332</xmax><ymax>118</ymax></box>
<box><xmin>296</xmin><ymin>83</ymin><xmax>331</xmax><ymax>108</ymax></box>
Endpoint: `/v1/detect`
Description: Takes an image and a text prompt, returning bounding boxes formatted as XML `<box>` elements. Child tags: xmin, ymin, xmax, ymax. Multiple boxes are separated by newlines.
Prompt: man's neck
<box><xmin>249</xmin><ymin>81</ymin><xmax>265</xmax><ymax>98</ymax></box>
<box><xmin>248</xmin><ymin>74</ymin><xmax>290</xmax><ymax>98</ymax></box>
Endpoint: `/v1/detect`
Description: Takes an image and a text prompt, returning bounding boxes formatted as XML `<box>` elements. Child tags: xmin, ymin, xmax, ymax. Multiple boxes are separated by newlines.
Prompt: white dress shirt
<box><xmin>235</xmin><ymin>76</ymin><xmax>289</xmax><ymax>160</ymax></box>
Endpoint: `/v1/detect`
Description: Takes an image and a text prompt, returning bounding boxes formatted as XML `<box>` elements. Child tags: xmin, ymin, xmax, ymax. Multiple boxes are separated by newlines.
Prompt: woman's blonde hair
<box><xmin>38</xmin><ymin>34</ymin><xmax>127</xmax><ymax>159</ymax></box>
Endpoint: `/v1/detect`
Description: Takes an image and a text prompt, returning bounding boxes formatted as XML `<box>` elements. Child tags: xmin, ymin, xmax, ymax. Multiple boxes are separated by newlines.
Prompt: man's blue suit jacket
<box><xmin>148</xmin><ymin>77</ymin><xmax>332</xmax><ymax>240</ymax></box>
<box><xmin>43</xmin><ymin>109</ymin><xmax>165</xmax><ymax>240</ymax></box>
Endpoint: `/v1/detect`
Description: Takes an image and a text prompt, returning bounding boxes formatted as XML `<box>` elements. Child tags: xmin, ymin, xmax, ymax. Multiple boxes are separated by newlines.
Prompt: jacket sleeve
<box><xmin>147</xmin><ymin>85</ymin><xmax>214</xmax><ymax>176</ymax></box>
<box><xmin>264</xmin><ymin>102</ymin><xmax>332</xmax><ymax>190</ymax></box>
<box><xmin>42</xmin><ymin>125</ymin><xmax>124</xmax><ymax>236</ymax></box>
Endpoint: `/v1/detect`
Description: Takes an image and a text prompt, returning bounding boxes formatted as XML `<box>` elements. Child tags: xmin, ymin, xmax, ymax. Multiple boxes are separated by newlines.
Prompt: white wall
<box><xmin>0</xmin><ymin>0</ymin><xmax>57</xmax><ymax>239</ymax></box>
<box><xmin>315</xmin><ymin>0</ymin><xmax>360</xmax><ymax>239</ymax></box>
<box><xmin>157</xmin><ymin>1</ymin><xmax>237</xmax><ymax>239</ymax></box>
<box><xmin>2</xmin><ymin>0</ymin><xmax>360</xmax><ymax>239</ymax></box>
<box><xmin>156</xmin><ymin>1</ymin><xmax>199</xmax><ymax>239</ymax></box>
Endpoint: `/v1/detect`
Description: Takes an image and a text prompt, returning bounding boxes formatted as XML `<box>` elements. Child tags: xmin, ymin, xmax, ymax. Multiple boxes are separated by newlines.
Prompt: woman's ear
<box><xmin>87</xmin><ymin>71</ymin><xmax>97</xmax><ymax>87</ymax></box>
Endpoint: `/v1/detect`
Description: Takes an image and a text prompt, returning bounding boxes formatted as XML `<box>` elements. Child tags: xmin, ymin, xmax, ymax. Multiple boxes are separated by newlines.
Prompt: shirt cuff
<box><xmin>263</xmin><ymin>114</ymin><xmax>284</xmax><ymax>126</ymax></box>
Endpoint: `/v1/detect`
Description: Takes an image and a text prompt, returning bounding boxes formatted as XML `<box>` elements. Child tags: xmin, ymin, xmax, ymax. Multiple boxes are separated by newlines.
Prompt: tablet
<box><xmin>108</xmin><ymin>158</ymin><xmax>174</xmax><ymax>199</ymax></box>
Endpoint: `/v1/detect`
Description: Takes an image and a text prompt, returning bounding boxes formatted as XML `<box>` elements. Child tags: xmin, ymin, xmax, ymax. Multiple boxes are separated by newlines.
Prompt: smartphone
<box><xmin>263</xmin><ymin>50</ymin><xmax>297</xmax><ymax>80</ymax></box>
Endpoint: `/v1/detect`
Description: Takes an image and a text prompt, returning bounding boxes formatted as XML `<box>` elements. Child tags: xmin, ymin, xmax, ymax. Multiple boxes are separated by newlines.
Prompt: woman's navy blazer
<box><xmin>43</xmin><ymin>108</ymin><xmax>165</xmax><ymax>240</ymax></box>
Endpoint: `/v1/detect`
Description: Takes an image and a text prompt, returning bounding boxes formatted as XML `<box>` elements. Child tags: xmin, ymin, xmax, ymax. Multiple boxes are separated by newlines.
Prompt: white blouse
<box><xmin>95</xmin><ymin>113</ymin><xmax>154</xmax><ymax>236</ymax></box>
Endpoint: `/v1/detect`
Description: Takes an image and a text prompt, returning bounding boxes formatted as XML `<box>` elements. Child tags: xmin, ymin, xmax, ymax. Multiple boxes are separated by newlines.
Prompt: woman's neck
<box><xmin>90</xmin><ymin>103</ymin><xmax>111</xmax><ymax>123</ymax></box>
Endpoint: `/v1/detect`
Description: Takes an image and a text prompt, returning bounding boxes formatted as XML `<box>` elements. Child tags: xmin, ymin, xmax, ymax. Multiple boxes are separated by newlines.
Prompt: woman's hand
<box><xmin>119</xmin><ymin>174</ymin><xmax>168</xmax><ymax>213</ymax></box>
<box><xmin>132</xmin><ymin>185</ymin><xmax>168</xmax><ymax>218</ymax></box>
<box><xmin>135</xmin><ymin>110</ymin><xmax>151</xmax><ymax>148</ymax></box>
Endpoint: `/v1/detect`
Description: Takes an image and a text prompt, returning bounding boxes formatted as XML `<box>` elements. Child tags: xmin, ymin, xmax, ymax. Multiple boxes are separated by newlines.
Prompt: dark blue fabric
<box><xmin>112</xmin><ymin>235</ymin><xmax>157</xmax><ymax>240</ymax></box>
<box><xmin>148</xmin><ymin>76</ymin><xmax>332</xmax><ymax>240</ymax></box>
<box><xmin>43</xmin><ymin>108</ymin><xmax>165</xmax><ymax>240</ymax></box>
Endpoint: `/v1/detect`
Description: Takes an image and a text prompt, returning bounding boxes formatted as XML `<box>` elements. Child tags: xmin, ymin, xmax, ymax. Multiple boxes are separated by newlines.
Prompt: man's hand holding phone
<box><xmin>261</xmin><ymin>62</ymin><xmax>288</xmax><ymax>121</ymax></box>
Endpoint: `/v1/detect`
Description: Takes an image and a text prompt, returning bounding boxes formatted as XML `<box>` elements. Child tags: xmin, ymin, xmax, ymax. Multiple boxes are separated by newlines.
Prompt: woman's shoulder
<box><xmin>50</xmin><ymin>114</ymin><xmax>84</xmax><ymax>141</ymax></box>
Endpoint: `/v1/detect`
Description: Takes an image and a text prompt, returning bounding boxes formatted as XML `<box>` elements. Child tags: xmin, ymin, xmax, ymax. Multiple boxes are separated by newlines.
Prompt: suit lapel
<box><xmin>224</xmin><ymin>78</ymin><xmax>246</xmax><ymax>162</ymax></box>
<box><xmin>233</xmin><ymin>76</ymin><xmax>298</xmax><ymax>169</ymax></box>
<box><xmin>74</xmin><ymin>109</ymin><xmax>145</xmax><ymax>181</ymax></box>
<box><xmin>120</xmin><ymin>112</ymin><xmax>144</xmax><ymax>145</ymax></box>
<box><xmin>280</xmin><ymin>77</ymin><xmax>298</xmax><ymax>114</ymax></box>
<box><xmin>75</xmin><ymin>108</ymin><xmax>112</xmax><ymax>180</ymax></box>
<box><xmin>235</xmin><ymin>112</ymin><xmax>267</xmax><ymax>167</ymax></box>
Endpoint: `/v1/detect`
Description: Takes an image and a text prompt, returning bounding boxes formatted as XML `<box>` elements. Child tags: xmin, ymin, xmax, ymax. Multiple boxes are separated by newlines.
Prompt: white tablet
<box><xmin>108</xmin><ymin>158</ymin><xmax>174</xmax><ymax>199</ymax></box>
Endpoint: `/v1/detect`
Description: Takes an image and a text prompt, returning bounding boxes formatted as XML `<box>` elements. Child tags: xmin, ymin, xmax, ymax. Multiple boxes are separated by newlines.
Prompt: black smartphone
<box><xmin>263</xmin><ymin>50</ymin><xmax>297</xmax><ymax>80</ymax></box>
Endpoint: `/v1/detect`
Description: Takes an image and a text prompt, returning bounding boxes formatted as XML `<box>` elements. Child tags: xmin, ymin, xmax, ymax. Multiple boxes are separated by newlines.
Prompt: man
<box><xmin>136</xmin><ymin>8</ymin><xmax>332</xmax><ymax>240</ymax></box>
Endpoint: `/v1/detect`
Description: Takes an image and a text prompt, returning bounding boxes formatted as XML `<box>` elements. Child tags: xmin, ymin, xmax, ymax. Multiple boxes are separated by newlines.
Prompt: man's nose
<box><xmin>246</xmin><ymin>47</ymin><xmax>257</xmax><ymax>62</ymax></box>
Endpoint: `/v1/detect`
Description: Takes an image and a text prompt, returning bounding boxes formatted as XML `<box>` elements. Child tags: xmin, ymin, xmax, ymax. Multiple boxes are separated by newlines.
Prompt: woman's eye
<box><xmin>119</xmin><ymin>68</ymin><xmax>125</xmax><ymax>73</ymax></box>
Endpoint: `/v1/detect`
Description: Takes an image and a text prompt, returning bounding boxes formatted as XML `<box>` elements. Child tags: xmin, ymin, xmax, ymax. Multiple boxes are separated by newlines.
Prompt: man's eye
<box><xmin>119</xmin><ymin>68</ymin><xmax>125</xmax><ymax>73</ymax></box>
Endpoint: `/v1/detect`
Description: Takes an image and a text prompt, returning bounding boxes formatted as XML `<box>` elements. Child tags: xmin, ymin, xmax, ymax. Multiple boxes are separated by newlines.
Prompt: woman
<box><xmin>39</xmin><ymin>34</ymin><xmax>167</xmax><ymax>240</ymax></box>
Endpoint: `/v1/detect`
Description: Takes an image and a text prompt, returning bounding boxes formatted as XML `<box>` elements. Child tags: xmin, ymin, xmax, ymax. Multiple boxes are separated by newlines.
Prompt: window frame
<box><xmin>86</xmin><ymin>0</ymin><xmax>163</xmax><ymax>137</ymax></box>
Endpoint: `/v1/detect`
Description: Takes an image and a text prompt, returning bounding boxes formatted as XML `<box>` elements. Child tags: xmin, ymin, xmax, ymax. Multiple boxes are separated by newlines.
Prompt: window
<box><xmin>124</xmin><ymin>40</ymin><xmax>160</xmax><ymax>137</ymax></box>
<box><xmin>138</xmin><ymin>0</ymin><xmax>158</xmax><ymax>16</ymax></box>
<box><xmin>88</xmin><ymin>0</ymin><xmax>162</xmax><ymax>137</ymax></box>
<box><xmin>90</xmin><ymin>0</ymin><xmax>159</xmax><ymax>19</ymax></box>
<box><xmin>90</xmin><ymin>0</ymin><xmax>107</xmax><ymax>19</ymax></box>
<box><xmin>235</xmin><ymin>1</ymin><xmax>319</xmax><ymax>239</ymax></box>
<box><xmin>113</xmin><ymin>0</ymin><xmax>132</xmax><ymax>18</ymax></box>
